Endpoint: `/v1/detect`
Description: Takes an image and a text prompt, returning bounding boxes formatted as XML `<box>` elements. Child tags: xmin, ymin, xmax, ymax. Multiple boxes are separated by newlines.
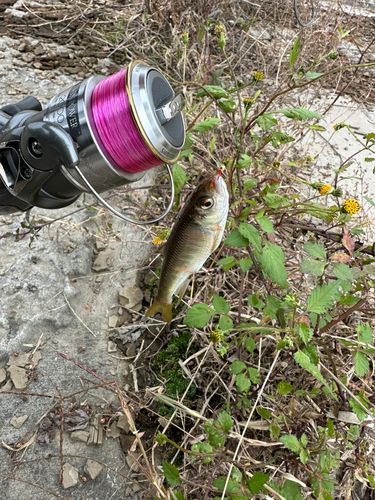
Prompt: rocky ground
<box><xmin>0</xmin><ymin>4</ymin><xmax>166</xmax><ymax>498</ymax></box>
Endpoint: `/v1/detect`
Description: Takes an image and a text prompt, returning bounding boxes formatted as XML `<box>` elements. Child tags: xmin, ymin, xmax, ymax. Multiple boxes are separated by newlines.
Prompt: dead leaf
<box><xmin>342</xmin><ymin>228</ymin><xmax>355</xmax><ymax>257</ymax></box>
<box><xmin>331</xmin><ymin>253</ymin><xmax>352</xmax><ymax>263</ymax></box>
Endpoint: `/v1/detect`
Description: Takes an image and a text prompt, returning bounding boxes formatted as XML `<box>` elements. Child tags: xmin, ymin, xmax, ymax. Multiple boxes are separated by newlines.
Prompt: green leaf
<box><xmin>364</xmin><ymin>195</ymin><xmax>375</xmax><ymax>207</ymax></box>
<box><xmin>307</xmin><ymin>281</ymin><xmax>341</xmax><ymax>314</ymax></box>
<box><xmin>217</xmin><ymin>256</ymin><xmax>237</xmax><ymax>272</ymax></box>
<box><xmin>304</xmin><ymin>71</ymin><xmax>324</xmax><ymax>79</ymax></box>
<box><xmin>219</xmin><ymin>315</ymin><xmax>233</xmax><ymax>331</ymax></box>
<box><xmin>213</xmin><ymin>295</ymin><xmax>230</xmax><ymax>314</ymax></box>
<box><xmin>263</xmin><ymin>193</ymin><xmax>285</xmax><ymax>209</ymax></box>
<box><xmin>245</xmin><ymin>337</ymin><xmax>256</xmax><ymax>353</ymax></box>
<box><xmin>255</xmin><ymin>211</ymin><xmax>274</xmax><ymax>233</ymax></box>
<box><xmin>172</xmin><ymin>164</ymin><xmax>187</xmax><ymax>197</ymax></box>
<box><xmin>327</xmin><ymin>417</ymin><xmax>334</xmax><ymax>436</ymax></box>
<box><xmin>212</xmin><ymin>477</ymin><xmax>240</xmax><ymax>493</ymax></box>
<box><xmin>281</xmin><ymin>480</ymin><xmax>304</xmax><ymax>500</ymax></box>
<box><xmin>173</xmin><ymin>491</ymin><xmax>186</xmax><ymax>500</ymax></box>
<box><xmin>237</xmin><ymin>154</ymin><xmax>252</xmax><ymax>168</ymax></box>
<box><xmin>257</xmin><ymin>407</ymin><xmax>271</xmax><ymax>419</ymax></box>
<box><xmin>239</xmin><ymin>257</ymin><xmax>253</xmax><ymax>273</ymax></box>
<box><xmin>354</xmin><ymin>351</ymin><xmax>369</xmax><ymax>377</ymax></box>
<box><xmin>298</xmin><ymin>323</ymin><xmax>314</xmax><ymax>344</ymax></box>
<box><xmin>218</xmin><ymin>411</ymin><xmax>233</xmax><ymax>432</ymax></box>
<box><xmin>244</xmin><ymin>178</ymin><xmax>258</xmax><ymax>191</ymax></box>
<box><xmin>300</xmin><ymin>434</ymin><xmax>308</xmax><ymax>447</ymax></box>
<box><xmin>277</xmin><ymin>380</ymin><xmax>293</xmax><ymax>395</ymax></box>
<box><xmin>304</xmin><ymin>242</ymin><xmax>327</xmax><ymax>260</ymax></box>
<box><xmin>184</xmin><ymin>304</ymin><xmax>215</xmax><ymax>328</ymax></box>
<box><xmin>191</xmin><ymin>442</ymin><xmax>213</xmax><ymax>463</ymax></box>
<box><xmin>333</xmin><ymin>263</ymin><xmax>354</xmax><ymax>281</ymax></box>
<box><xmin>299</xmin><ymin>448</ymin><xmax>308</xmax><ymax>464</ymax></box>
<box><xmin>224</xmin><ymin>230</ymin><xmax>249</xmax><ymax>248</ymax></box>
<box><xmin>204</xmin><ymin>420</ymin><xmax>226</xmax><ymax>448</ymax></box>
<box><xmin>300</xmin><ymin>258</ymin><xmax>325</xmax><ymax>276</ymax></box>
<box><xmin>289</xmin><ymin>36</ymin><xmax>301</xmax><ymax>71</ymax></box>
<box><xmin>303</xmin><ymin>344</ymin><xmax>320</xmax><ymax>365</ymax></box>
<box><xmin>192</xmin><ymin>117</ymin><xmax>220</xmax><ymax>133</ymax></box>
<box><xmin>256</xmin><ymin>113</ymin><xmax>277</xmax><ymax>132</ymax></box>
<box><xmin>235</xmin><ymin>373</ymin><xmax>251</xmax><ymax>392</ymax></box>
<box><xmin>162</xmin><ymin>462</ymin><xmax>181</xmax><ymax>487</ymax></box>
<box><xmin>238</xmin><ymin>223</ymin><xmax>262</xmax><ymax>252</ymax></box>
<box><xmin>248</xmin><ymin>367</ymin><xmax>261</xmax><ymax>384</ymax></box>
<box><xmin>357</xmin><ymin>323</ymin><xmax>373</xmax><ymax>344</ymax></box>
<box><xmin>229</xmin><ymin>361</ymin><xmax>246</xmax><ymax>374</ymax></box>
<box><xmin>347</xmin><ymin>425</ymin><xmax>360</xmax><ymax>442</ymax></box>
<box><xmin>248</xmin><ymin>294</ymin><xmax>265</xmax><ymax>309</ymax></box>
<box><xmin>196</xmin><ymin>85</ymin><xmax>228</xmax><ymax>99</ymax></box>
<box><xmin>294</xmin><ymin>351</ymin><xmax>333</xmax><ymax>395</ymax></box>
<box><xmin>248</xmin><ymin>472</ymin><xmax>269</xmax><ymax>494</ymax></box>
<box><xmin>349</xmin><ymin>398</ymin><xmax>367</xmax><ymax>421</ymax></box>
<box><xmin>280</xmin><ymin>434</ymin><xmax>301</xmax><ymax>453</ymax></box>
<box><xmin>259</xmin><ymin>242</ymin><xmax>287</xmax><ymax>287</ymax></box>
<box><xmin>275</xmin><ymin>108</ymin><xmax>324</xmax><ymax>121</ymax></box>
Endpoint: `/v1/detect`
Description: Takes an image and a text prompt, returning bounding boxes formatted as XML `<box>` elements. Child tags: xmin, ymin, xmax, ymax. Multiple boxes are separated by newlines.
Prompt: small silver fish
<box><xmin>145</xmin><ymin>173</ymin><xmax>229</xmax><ymax>323</ymax></box>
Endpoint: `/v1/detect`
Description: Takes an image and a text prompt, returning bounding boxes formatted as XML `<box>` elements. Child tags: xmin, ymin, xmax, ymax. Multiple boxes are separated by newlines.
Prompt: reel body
<box><xmin>0</xmin><ymin>61</ymin><xmax>185</xmax><ymax>223</ymax></box>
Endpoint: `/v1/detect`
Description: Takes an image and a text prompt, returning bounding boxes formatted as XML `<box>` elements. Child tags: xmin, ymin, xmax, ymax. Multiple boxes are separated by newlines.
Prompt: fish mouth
<box><xmin>213</xmin><ymin>174</ymin><xmax>228</xmax><ymax>197</ymax></box>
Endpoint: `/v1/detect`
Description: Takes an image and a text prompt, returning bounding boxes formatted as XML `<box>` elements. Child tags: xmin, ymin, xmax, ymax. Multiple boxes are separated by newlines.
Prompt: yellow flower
<box><xmin>210</xmin><ymin>329</ymin><xmax>223</xmax><ymax>344</ymax></box>
<box><xmin>153</xmin><ymin>236</ymin><xmax>162</xmax><ymax>245</ymax></box>
<box><xmin>253</xmin><ymin>71</ymin><xmax>264</xmax><ymax>82</ymax></box>
<box><xmin>180</xmin><ymin>32</ymin><xmax>189</xmax><ymax>45</ymax></box>
<box><xmin>319</xmin><ymin>185</ymin><xmax>332</xmax><ymax>195</ymax></box>
<box><xmin>333</xmin><ymin>122</ymin><xmax>345</xmax><ymax>131</ymax></box>
<box><xmin>243</xmin><ymin>97</ymin><xmax>254</xmax><ymax>107</ymax></box>
<box><xmin>214</xmin><ymin>25</ymin><xmax>225</xmax><ymax>35</ymax></box>
<box><xmin>343</xmin><ymin>199</ymin><xmax>361</xmax><ymax>215</ymax></box>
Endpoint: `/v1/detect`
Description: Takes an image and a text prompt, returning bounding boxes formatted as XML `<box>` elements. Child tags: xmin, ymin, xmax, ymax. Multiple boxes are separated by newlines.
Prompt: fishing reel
<box><xmin>0</xmin><ymin>60</ymin><xmax>185</xmax><ymax>224</ymax></box>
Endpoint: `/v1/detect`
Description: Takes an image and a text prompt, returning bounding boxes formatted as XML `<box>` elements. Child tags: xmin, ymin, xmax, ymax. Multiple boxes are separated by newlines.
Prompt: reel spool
<box><xmin>0</xmin><ymin>60</ymin><xmax>185</xmax><ymax>224</ymax></box>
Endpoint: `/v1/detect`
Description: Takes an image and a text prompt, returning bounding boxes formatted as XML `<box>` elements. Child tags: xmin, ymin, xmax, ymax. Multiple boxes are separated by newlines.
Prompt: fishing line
<box><xmin>91</xmin><ymin>68</ymin><xmax>163</xmax><ymax>174</ymax></box>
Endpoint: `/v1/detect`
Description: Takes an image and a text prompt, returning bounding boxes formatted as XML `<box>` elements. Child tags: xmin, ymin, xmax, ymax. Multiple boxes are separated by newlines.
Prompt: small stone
<box><xmin>0</xmin><ymin>368</ymin><xmax>6</xmax><ymax>384</ymax></box>
<box><xmin>144</xmin><ymin>289</ymin><xmax>151</xmax><ymax>303</ymax></box>
<box><xmin>118</xmin><ymin>285</ymin><xmax>143</xmax><ymax>311</ymax></box>
<box><xmin>133</xmin><ymin>484</ymin><xmax>142</xmax><ymax>492</ymax></box>
<box><xmin>70</xmin><ymin>431</ymin><xmax>90</xmax><ymax>443</ymax></box>
<box><xmin>8</xmin><ymin>365</ymin><xmax>28</xmax><ymax>389</ymax></box>
<box><xmin>109</xmin><ymin>369</ymin><xmax>116</xmax><ymax>375</ymax></box>
<box><xmin>107</xmin><ymin>341</ymin><xmax>117</xmax><ymax>353</ymax></box>
<box><xmin>95</xmin><ymin>240</ymin><xmax>107</xmax><ymax>251</ymax></box>
<box><xmin>84</xmin><ymin>458</ymin><xmax>103</xmax><ymax>480</ymax></box>
<box><xmin>106</xmin><ymin>421</ymin><xmax>120</xmax><ymax>439</ymax></box>
<box><xmin>108</xmin><ymin>315</ymin><xmax>118</xmax><ymax>328</ymax></box>
<box><xmin>10</xmin><ymin>415</ymin><xmax>28</xmax><ymax>428</ymax></box>
<box><xmin>62</xmin><ymin>463</ymin><xmax>79</xmax><ymax>489</ymax></box>
<box><xmin>117</xmin><ymin>414</ymin><xmax>130</xmax><ymax>433</ymax></box>
<box><xmin>126</xmin><ymin>452</ymin><xmax>142</xmax><ymax>472</ymax></box>
<box><xmin>92</xmin><ymin>252</ymin><xmax>111</xmax><ymax>272</ymax></box>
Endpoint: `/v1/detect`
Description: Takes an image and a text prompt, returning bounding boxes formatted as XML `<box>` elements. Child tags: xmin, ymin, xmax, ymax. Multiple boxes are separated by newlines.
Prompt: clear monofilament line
<box><xmin>91</xmin><ymin>68</ymin><xmax>162</xmax><ymax>174</ymax></box>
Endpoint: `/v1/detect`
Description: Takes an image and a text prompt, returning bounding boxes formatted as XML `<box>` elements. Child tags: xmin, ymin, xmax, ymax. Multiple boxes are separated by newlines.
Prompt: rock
<box><xmin>144</xmin><ymin>289</ymin><xmax>151</xmax><ymax>303</ymax></box>
<box><xmin>7</xmin><ymin>351</ymin><xmax>41</xmax><ymax>368</ymax></box>
<box><xmin>117</xmin><ymin>414</ymin><xmax>130</xmax><ymax>433</ymax></box>
<box><xmin>106</xmin><ymin>421</ymin><xmax>120</xmax><ymax>439</ymax></box>
<box><xmin>70</xmin><ymin>431</ymin><xmax>90</xmax><ymax>443</ymax></box>
<box><xmin>120</xmin><ymin>434</ymin><xmax>134</xmax><ymax>452</ymax></box>
<box><xmin>108</xmin><ymin>315</ymin><xmax>118</xmax><ymax>328</ymax></box>
<box><xmin>84</xmin><ymin>459</ymin><xmax>103</xmax><ymax>480</ymax></box>
<box><xmin>143</xmin><ymin>271</ymin><xmax>154</xmax><ymax>286</ymax></box>
<box><xmin>118</xmin><ymin>285</ymin><xmax>143</xmax><ymax>311</ymax></box>
<box><xmin>0</xmin><ymin>368</ymin><xmax>6</xmax><ymax>384</ymax></box>
<box><xmin>10</xmin><ymin>415</ymin><xmax>28</xmax><ymax>428</ymax></box>
<box><xmin>107</xmin><ymin>341</ymin><xmax>117</xmax><ymax>353</ymax></box>
<box><xmin>95</xmin><ymin>240</ymin><xmax>107</xmax><ymax>251</ymax></box>
<box><xmin>126</xmin><ymin>452</ymin><xmax>142</xmax><ymax>472</ymax></box>
<box><xmin>62</xmin><ymin>463</ymin><xmax>79</xmax><ymax>489</ymax></box>
<box><xmin>126</xmin><ymin>344</ymin><xmax>136</xmax><ymax>357</ymax></box>
<box><xmin>92</xmin><ymin>248</ymin><xmax>113</xmax><ymax>272</ymax></box>
<box><xmin>8</xmin><ymin>365</ymin><xmax>28</xmax><ymax>389</ymax></box>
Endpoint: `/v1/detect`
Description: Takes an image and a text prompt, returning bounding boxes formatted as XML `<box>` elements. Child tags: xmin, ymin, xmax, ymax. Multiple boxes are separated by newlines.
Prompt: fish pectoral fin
<box><xmin>175</xmin><ymin>277</ymin><xmax>190</xmax><ymax>306</ymax></box>
<box><xmin>145</xmin><ymin>299</ymin><xmax>172</xmax><ymax>323</ymax></box>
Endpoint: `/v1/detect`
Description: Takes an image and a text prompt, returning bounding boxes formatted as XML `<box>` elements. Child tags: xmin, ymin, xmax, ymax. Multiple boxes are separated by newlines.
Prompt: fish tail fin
<box><xmin>145</xmin><ymin>299</ymin><xmax>172</xmax><ymax>323</ymax></box>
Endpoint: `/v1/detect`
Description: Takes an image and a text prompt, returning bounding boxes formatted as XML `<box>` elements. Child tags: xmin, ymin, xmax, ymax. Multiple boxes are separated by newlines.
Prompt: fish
<box><xmin>145</xmin><ymin>173</ymin><xmax>229</xmax><ymax>323</ymax></box>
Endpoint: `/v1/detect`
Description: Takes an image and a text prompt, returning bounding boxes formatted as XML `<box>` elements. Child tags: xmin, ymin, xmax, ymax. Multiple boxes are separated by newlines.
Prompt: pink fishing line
<box><xmin>91</xmin><ymin>68</ymin><xmax>162</xmax><ymax>173</ymax></box>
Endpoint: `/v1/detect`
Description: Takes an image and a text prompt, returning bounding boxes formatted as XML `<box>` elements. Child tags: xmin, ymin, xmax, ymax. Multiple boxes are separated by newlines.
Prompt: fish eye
<box><xmin>201</xmin><ymin>198</ymin><xmax>214</xmax><ymax>209</ymax></box>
